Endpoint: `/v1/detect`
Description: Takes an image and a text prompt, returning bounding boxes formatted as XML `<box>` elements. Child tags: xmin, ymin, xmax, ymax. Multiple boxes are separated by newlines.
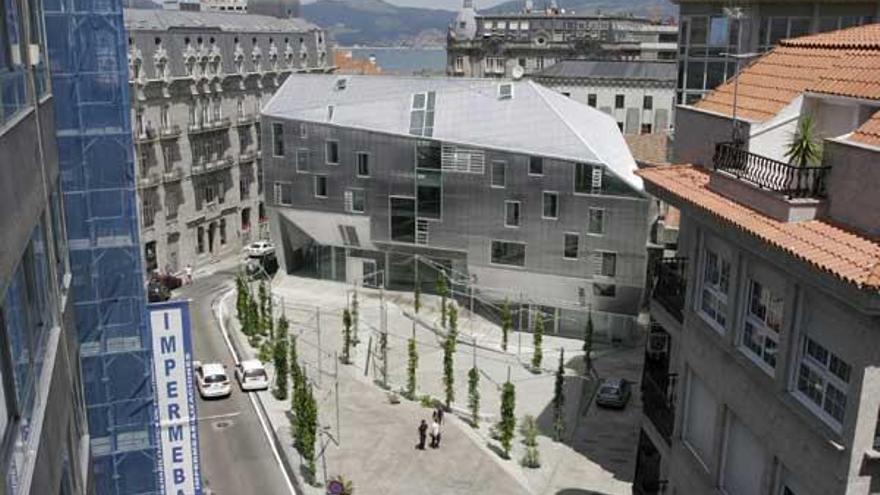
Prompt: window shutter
<box><xmin>591</xmin><ymin>166</ymin><xmax>603</xmax><ymax>191</ymax></box>
<box><xmin>344</xmin><ymin>190</ymin><xmax>353</xmax><ymax>212</ymax></box>
<box><xmin>590</xmin><ymin>252</ymin><xmax>603</xmax><ymax>275</ymax></box>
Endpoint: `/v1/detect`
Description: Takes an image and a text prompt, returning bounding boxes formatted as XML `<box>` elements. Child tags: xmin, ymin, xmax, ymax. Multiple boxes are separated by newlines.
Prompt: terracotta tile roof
<box><xmin>625</xmin><ymin>133</ymin><xmax>670</xmax><ymax>164</ymax></box>
<box><xmin>693</xmin><ymin>24</ymin><xmax>880</xmax><ymax>123</ymax></box>
<box><xmin>850</xmin><ymin>109</ymin><xmax>880</xmax><ymax>147</ymax></box>
<box><xmin>333</xmin><ymin>50</ymin><xmax>383</xmax><ymax>76</ymax></box>
<box><xmin>636</xmin><ymin>165</ymin><xmax>880</xmax><ymax>291</ymax></box>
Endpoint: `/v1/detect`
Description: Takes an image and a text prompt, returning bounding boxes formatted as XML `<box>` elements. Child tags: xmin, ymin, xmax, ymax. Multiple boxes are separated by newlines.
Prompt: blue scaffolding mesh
<box><xmin>43</xmin><ymin>0</ymin><xmax>160</xmax><ymax>492</ymax></box>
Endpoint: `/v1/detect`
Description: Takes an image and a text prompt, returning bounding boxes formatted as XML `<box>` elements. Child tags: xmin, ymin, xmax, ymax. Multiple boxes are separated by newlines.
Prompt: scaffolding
<box><xmin>43</xmin><ymin>0</ymin><xmax>159</xmax><ymax>492</ymax></box>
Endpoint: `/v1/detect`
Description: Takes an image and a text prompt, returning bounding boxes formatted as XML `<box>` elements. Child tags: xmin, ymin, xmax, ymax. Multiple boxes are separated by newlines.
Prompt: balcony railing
<box><xmin>135</xmin><ymin>127</ymin><xmax>157</xmax><ymax>143</ymax></box>
<box><xmin>239</xmin><ymin>150</ymin><xmax>257</xmax><ymax>163</ymax></box>
<box><xmin>162</xmin><ymin>168</ymin><xmax>183</xmax><ymax>182</ymax></box>
<box><xmin>652</xmin><ymin>258</ymin><xmax>686</xmax><ymax>323</ymax></box>
<box><xmin>641</xmin><ymin>359</ymin><xmax>676</xmax><ymax>445</ymax></box>
<box><xmin>713</xmin><ymin>142</ymin><xmax>830</xmax><ymax>199</ymax></box>
<box><xmin>236</xmin><ymin>114</ymin><xmax>256</xmax><ymax>126</ymax></box>
<box><xmin>159</xmin><ymin>125</ymin><xmax>181</xmax><ymax>139</ymax></box>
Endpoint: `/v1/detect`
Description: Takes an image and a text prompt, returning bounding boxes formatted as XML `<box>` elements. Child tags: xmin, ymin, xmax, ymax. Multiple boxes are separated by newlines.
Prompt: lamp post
<box><xmin>722</xmin><ymin>7</ymin><xmax>759</xmax><ymax>145</ymax></box>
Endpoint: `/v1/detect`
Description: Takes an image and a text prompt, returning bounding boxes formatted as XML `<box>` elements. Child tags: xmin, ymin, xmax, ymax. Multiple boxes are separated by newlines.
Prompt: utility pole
<box><xmin>469</xmin><ymin>283</ymin><xmax>474</xmax><ymax>337</ymax></box>
<box><xmin>334</xmin><ymin>350</ymin><xmax>340</xmax><ymax>445</ymax></box>
<box><xmin>472</xmin><ymin>337</ymin><xmax>477</xmax><ymax>368</ymax></box>
<box><xmin>316</xmin><ymin>307</ymin><xmax>322</xmax><ymax>388</ymax></box>
<box><xmin>517</xmin><ymin>293</ymin><xmax>523</xmax><ymax>358</ymax></box>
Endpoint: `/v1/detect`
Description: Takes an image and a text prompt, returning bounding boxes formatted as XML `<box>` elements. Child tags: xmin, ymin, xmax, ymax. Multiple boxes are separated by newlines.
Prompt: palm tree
<box><xmin>785</xmin><ymin>114</ymin><xmax>823</xmax><ymax>167</ymax></box>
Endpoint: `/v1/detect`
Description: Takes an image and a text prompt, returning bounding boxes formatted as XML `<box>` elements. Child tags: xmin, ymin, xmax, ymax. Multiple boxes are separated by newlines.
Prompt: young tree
<box><xmin>448</xmin><ymin>303</ymin><xmax>458</xmax><ymax>352</ymax></box>
<box><xmin>406</xmin><ymin>329</ymin><xmax>418</xmax><ymax>399</ymax></box>
<box><xmin>236</xmin><ymin>275</ymin><xmax>249</xmax><ymax>325</ymax></box>
<box><xmin>247</xmin><ymin>297</ymin><xmax>260</xmax><ymax>337</ymax></box>
<box><xmin>351</xmin><ymin>291</ymin><xmax>360</xmax><ymax>346</ymax></box>
<box><xmin>298</xmin><ymin>377</ymin><xmax>318</xmax><ymax>484</ymax></box>
<box><xmin>500</xmin><ymin>299</ymin><xmax>512</xmax><ymax>352</ymax></box>
<box><xmin>273</xmin><ymin>316</ymin><xmax>290</xmax><ymax>400</ymax></box>
<box><xmin>437</xmin><ymin>273</ymin><xmax>448</xmax><ymax>328</ymax></box>
<box><xmin>379</xmin><ymin>329</ymin><xmax>389</xmax><ymax>389</ymax></box>
<box><xmin>583</xmin><ymin>309</ymin><xmax>594</xmax><ymax>375</ymax></box>
<box><xmin>532</xmin><ymin>313</ymin><xmax>544</xmax><ymax>370</ymax></box>
<box><xmin>553</xmin><ymin>348</ymin><xmax>566</xmax><ymax>441</ymax></box>
<box><xmin>468</xmin><ymin>366</ymin><xmax>480</xmax><ymax>426</ymax></box>
<box><xmin>442</xmin><ymin>335</ymin><xmax>455</xmax><ymax>409</ymax></box>
<box><xmin>258</xmin><ymin>281</ymin><xmax>269</xmax><ymax>335</ymax></box>
<box><xmin>290</xmin><ymin>335</ymin><xmax>302</xmax><ymax>402</ymax></box>
<box><xmin>499</xmin><ymin>380</ymin><xmax>516</xmax><ymax>458</ymax></box>
<box><xmin>341</xmin><ymin>308</ymin><xmax>352</xmax><ymax>364</ymax></box>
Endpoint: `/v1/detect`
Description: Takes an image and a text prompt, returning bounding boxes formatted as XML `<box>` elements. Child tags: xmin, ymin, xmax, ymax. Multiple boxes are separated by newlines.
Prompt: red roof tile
<box><xmin>636</xmin><ymin>165</ymin><xmax>880</xmax><ymax>291</ymax></box>
<box><xmin>850</xmin><ymin>109</ymin><xmax>880</xmax><ymax>147</ymax></box>
<box><xmin>693</xmin><ymin>24</ymin><xmax>880</xmax><ymax>122</ymax></box>
<box><xmin>625</xmin><ymin>133</ymin><xmax>670</xmax><ymax>164</ymax></box>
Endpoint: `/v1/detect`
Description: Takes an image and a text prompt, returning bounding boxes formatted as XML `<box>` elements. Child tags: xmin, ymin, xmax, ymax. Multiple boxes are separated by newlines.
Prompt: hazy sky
<box><xmin>301</xmin><ymin>0</ymin><xmax>509</xmax><ymax>10</ymax></box>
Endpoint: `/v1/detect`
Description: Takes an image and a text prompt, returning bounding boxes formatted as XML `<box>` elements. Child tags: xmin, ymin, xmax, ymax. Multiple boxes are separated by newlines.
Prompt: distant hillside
<box><xmin>302</xmin><ymin>0</ymin><xmax>455</xmax><ymax>47</ymax></box>
<box><xmin>484</xmin><ymin>0</ymin><xmax>676</xmax><ymax>20</ymax></box>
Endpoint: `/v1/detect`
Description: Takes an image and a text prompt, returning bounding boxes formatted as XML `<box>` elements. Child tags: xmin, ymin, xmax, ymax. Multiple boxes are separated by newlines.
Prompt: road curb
<box><xmin>212</xmin><ymin>287</ymin><xmax>307</xmax><ymax>495</ymax></box>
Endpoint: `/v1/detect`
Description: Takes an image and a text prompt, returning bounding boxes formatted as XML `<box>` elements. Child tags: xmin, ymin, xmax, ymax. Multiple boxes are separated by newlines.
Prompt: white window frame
<box><xmin>698</xmin><ymin>247</ymin><xmax>731</xmax><ymax>334</ymax></box>
<box><xmin>272</xmin><ymin>122</ymin><xmax>284</xmax><ymax>157</ymax></box>
<box><xmin>542</xmin><ymin>191</ymin><xmax>558</xmax><ymax>220</ymax></box>
<box><xmin>587</xmin><ymin>207</ymin><xmax>605</xmax><ymax>236</ymax></box>
<box><xmin>498</xmin><ymin>83</ymin><xmax>513</xmax><ymax>100</ymax></box>
<box><xmin>346</xmin><ymin>188</ymin><xmax>366</xmax><ymax>213</ymax></box>
<box><xmin>740</xmin><ymin>279</ymin><xmax>783</xmax><ymax>374</ymax></box>
<box><xmin>491</xmin><ymin>160</ymin><xmax>506</xmax><ymax>188</ymax></box>
<box><xmin>793</xmin><ymin>335</ymin><xmax>851</xmax><ymax>431</ymax></box>
<box><xmin>314</xmin><ymin>175</ymin><xmax>328</xmax><ymax>198</ymax></box>
<box><xmin>563</xmin><ymin>232</ymin><xmax>579</xmax><ymax>260</ymax></box>
<box><xmin>593</xmin><ymin>250</ymin><xmax>617</xmax><ymax>278</ymax></box>
<box><xmin>295</xmin><ymin>147</ymin><xmax>309</xmax><ymax>173</ymax></box>
<box><xmin>299</xmin><ymin>122</ymin><xmax>307</xmax><ymax>138</ymax></box>
<box><xmin>356</xmin><ymin>151</ymin><xmax>370</xmax><ymax>177</ymax></box>
<box><xmin>504</xmin><ymin>200</ymin><xmax>521</xmax><ymax>228</ymax></box>
<box><xmin>273</xmin><ymin>181</ymin><xmax>292</xmax><ymax>206</ymax></box>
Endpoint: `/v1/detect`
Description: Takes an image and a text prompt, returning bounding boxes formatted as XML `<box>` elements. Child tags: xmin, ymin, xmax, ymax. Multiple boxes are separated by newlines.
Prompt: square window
<box><xmin>357</xmin><ymin>152</ymin><xmax>370</xmax><ymax>177</ymax></box>
<box><xmin>505</xmin><ymin>201</ymin><xmax>521</xmax><ymax>227</ymax></box>
<box><xmin>542</xmin><ymin>192</ymin><xmax>558</xmax><ymax>219</ymax></box>
<box><xmin>314</xmin><ymin>176</ymin><xmax>328</xmax><ymax>198</ymax></box>
<box><xmin>325</xmin><ymin>140</ymin><xmax>339</xmax><ymax>165</ymax></box>
<box><xmin>641</xmin><ymin>123</ymin><xmax>653</xmax><ymax>134</ymax></box>
<box><xmin>529</xmin><ymin>156</ymin><xmax>543</xmax><ymax>175</ymax></box>
<box><xmin>491</xmin><ymin>160</ymin><xmax>506</xmax><ymax>188</ymax></box>
<box><xmin>563</xmin><ymin>233</ymin><xmax>578</xmax><ymax>259</ymax></box>
<box><xmin>587</xmin><ymin>208</ymin><xmax>604</xmax><ymax>235</ymax></box>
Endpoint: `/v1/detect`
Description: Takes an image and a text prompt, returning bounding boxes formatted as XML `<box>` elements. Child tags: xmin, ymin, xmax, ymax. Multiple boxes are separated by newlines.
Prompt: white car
<box><xmin>194</xmin><ymin>362</ymin><xmax>231</xmax><ymax>399</ymax></box>
<box><xmin>245</xmin><ymin>241</ymin><xmax>275</xmax><ymax>257</ymax></box>
<box><xmin>235</xmin><ymin>359</ymin><xmax>269</xmax><ymax>391</ymax></box>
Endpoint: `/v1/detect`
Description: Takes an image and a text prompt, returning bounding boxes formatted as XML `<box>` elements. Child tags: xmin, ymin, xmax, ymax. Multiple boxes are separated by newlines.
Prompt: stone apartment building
<box><xmin>447</xmin><ymin>0</ymin><xmax>678</xmax><ymax>79</ymax></box>
<box><xmin>529</xmin><ymin>59</ymin><xmax>676</xmax><ymax>135</ymax></box>
<box><xmin>0</xmin><ymin>0</ymin><xmax>91</xmax><ymax>493</ymax></box>
<box><xmin>124</xmin><ymin>7</ymin><xmax>330</xmax><ymax>275</ymax></box>
<box><xmin>632</xmin><ymin>24</ymin><xmax>880</xmax><ymax>495</ymax></box>
<box><xmin>675</xmin><ymin>0</ymin><xmax>880</xmax><ymax>104</ymax></box>
<box><xmin>261</xmin><ymin>74</ymin><xmax>655</xmax><ymax>340</ymax></box>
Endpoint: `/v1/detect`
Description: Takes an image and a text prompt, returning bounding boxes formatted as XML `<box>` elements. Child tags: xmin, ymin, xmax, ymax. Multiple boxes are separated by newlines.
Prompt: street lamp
<box><xmin>722</xmin><ymin>7</ymin><xmax>760</xmax><ymax>145</ymax></box>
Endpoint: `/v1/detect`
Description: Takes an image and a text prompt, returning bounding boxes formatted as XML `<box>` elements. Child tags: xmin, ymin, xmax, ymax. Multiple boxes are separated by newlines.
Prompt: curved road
<box><xmin>177</xmin><ymin>270</ymin><xmax>293</xmax><ymax>495</ymax></box>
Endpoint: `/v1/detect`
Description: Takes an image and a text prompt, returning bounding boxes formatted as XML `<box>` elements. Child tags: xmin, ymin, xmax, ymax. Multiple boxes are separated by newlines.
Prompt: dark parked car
<box><xmin>147</xmin><ymin>279</ymin><xmax>170</xmax><ymax>303</ymax></box>
<box><xmin>595</xmin><ymin>378</ymin><xmax>632</xmax><ymax>409</ymax></box>
<box><xmin>245</xmin><ymin>253</ymin><xmax>278</xmax><ymax>280</ymax></box>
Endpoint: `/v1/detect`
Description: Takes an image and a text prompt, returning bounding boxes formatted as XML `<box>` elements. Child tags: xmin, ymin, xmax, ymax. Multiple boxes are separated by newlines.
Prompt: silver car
<box><xmin>595</xmin><ymin>378</ymin><xmax>632</xmax><ymax>409</ymax></box>
<box><xmin>194</xmin><ymin>362</ymin><xmax>232</xmax><ymax>399</ymax></box>
<box><xmin>235</xmin><ymin>359</ymin><xmax>269</xmax><ymax>391</ymax></box>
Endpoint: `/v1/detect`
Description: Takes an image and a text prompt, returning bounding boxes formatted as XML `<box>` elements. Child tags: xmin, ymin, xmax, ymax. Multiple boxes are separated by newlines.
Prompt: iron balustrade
<box><xmin>713</xmin><ymin>142</ymin><xmax>830</xmax><ymax>199</ymax></box>
<box><xmin>641</xmin><ymin>366</ymin><xmax>676</xmax><ymax>445</ymax></box>
<box><xmin>653</xmin><ymin>258</ymin><xmax>687</xmax><ymax>323</ymax></box>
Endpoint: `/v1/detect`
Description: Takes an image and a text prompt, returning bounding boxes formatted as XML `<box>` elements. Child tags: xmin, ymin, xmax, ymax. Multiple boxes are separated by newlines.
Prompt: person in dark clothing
<box><xmin>417</xmin><ymin>420</ymin><xmax>428</xmax><ymax>450</ymax></box>
<box><xmin>435</xmin><ymin>406</ymin><xmax>444</xmax><ymax>425</ymax></box>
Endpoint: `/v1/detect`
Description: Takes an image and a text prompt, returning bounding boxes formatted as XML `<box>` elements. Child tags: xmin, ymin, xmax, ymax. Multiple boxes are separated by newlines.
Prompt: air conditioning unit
<box><xmin>646</xmin><ymin>332</ymin><xmax>669</xmax><ymax>359</ymax></box>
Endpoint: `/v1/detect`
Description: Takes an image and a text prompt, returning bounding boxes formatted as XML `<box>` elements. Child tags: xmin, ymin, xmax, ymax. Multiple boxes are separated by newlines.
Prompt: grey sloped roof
<box><xmin>123</xmin><ymin>8</ymin><xmax>320</xmax><ymax>33</ymax></box>
<box><xmin>264</xmin><ymin>74</ymin><xmax>643</xmax><ymax>192</ymax></box>
<box><xmin>533</xmin><ymin>60</ymin><xmax>677</xmax><ymax>82</ymax></box>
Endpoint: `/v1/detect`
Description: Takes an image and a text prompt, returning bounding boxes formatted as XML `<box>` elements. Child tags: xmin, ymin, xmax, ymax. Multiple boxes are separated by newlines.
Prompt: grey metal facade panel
<box><xmin>264</xmin><ymin>118</ymin><xmax>651</xmax><ymax>290</ymax></box>
<box><xmin>534</xmin><ymin>60</ymin><xmax>678</xmax><ymax>82</ymax></box>
<box><xmin>124</xmin><ymin>8</ymin><xmax>319</xmax><ymax>32</ymax></box>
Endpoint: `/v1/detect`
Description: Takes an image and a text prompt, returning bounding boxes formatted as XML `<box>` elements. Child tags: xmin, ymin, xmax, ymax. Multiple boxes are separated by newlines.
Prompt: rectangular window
<box><xmin>587</xmin><ymin>208</ymin><xmax>604</xmax><ymax>235</ymax></box>
<box><xmin>700</xmin><ymin>248</ymin><xmax>730</xmax><ymax>331</ymax></box>
<box><xmin>574</xmin><ymin>163</ymin><xmax>602</xmax><ymax>194</ymax></box>
<box><xmin>314</xmin><ymin>176</ymin><xmax>328</xmax><ymax>198</ymax></box>
<box><xmin>742</xmin><ymin>280</ymin><xmax>783</xmax><ymax>370</ymax></box>
<box><xmin>197</xmin><ymin>226</ymin><xmax>205</xmax><ymax>254</ymax></box>
<box><xmin>416</xmin><ymin>169</ymin><xmax>442</xmax><ymax>219</ymax></box>
<box><xmin>416</xmin><ymin>142</ymin><xmax>442</xmax><ymax>170</ymax></box>
<box><xmin>641</xmin><ymin>123</ymin><xmax>653</xmax><ymax>134</ymax></box>
<box><xmin>593</xmin><ymin>283</ymin><xmax>616</xmax><ymax>297</ymax></box>
<box><xmin>491</xmin><ymin>160</ymin><xmax>506</xmax><ymax>188</ymax></box>
<box><xmin>273</xmin><ymin>182</ymin><xmax>293</xmax><ymax>205</ymax></box>
<box><xmin>683</xmin><ymin>371</ymin><xmax>717</xmax><ymax>469</ymax></box>
<box><xmin>325</xmin><ymin>140</ymin><xmax>339</xmax><ymax>165</ymax></box>
<box><xmin>529</xmin><ymin>156</ymin><xmax>543</xmax><ymax>175</ymax></box>
<box><xmin>346</xmin><ymin>189</ymin><xmax>366</xmax><ymax>213</ymax></box>
<box><xmin>563</xmin><ymin>233</ymin><xmax>578</xmax><ymax>259</ymax></box>
<box><xmin>504</xmin><ymin>201</ymin><xmax>521</xmax><ymax>227</ymax></box>
<box><xmin>390</xmin><ymin>197</ymin><xmax>416</xmax><ymax>243</ymax></box>
<box><xmin>272</xmin><ymin>123</ymin><xmax>284</xmax><ymax>156</ymax></box>
<box><xmin>643</xmin><ymin>95</ymin><xmax>653</xmax><ymax>110</ymax></box>
<box><xmin>587</xmin><ymin>94</ymin><xmax>597</xmax><ymax>107</ymax></box>
<box><xmin>721</xmin><ymin>415</ymin><xmax>766</xmax><ymax>495</ymax></box>
<box><xmin>409</xmin><ymin>91</ymin><xmax>436</xmax><ymax>137</ymax></box>
<box><xmin>615</xmin><ymin>94</ymin><xmax>625</xmax><ymax>109</ymax></box>
<box><xmin>299</xmin><ymin>123</ymin><xmax>307</xmax><ymax>138</ymax></box>
<box><xmin>357</xmin><ymin>152</ymin><xmax>370</xmax><ymax>177</ymax></box>
<box><xmin>796</xmin><ymin>336</ymin><xmax>851</xmax><ymax>427</ymax></box>
<box><xmin>296</xmin><ymin>148</ymin><xmax>309</xmax><ymax>172</ymax></box>
<box><xmin>498</xmin><ymin>83</ymin><xmax>513</xmax><ymax>100</ymax></box>
<box><xmin>491</xmin><ymin>241</ymin><xmax>526</xmax><ymax>267</ymax></box>
<box><xmin>542</xmin><ymin>192</ymin><xmax>558</xmax><ymax>219</ymax></box>
<box><xmin>594</xmin><ymin>251</ymin><xmax>616</xmax><ymax>277</ymax></box>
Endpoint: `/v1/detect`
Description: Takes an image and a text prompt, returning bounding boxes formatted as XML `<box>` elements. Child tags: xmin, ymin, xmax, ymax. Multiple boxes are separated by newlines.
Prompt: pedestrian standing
<box><xmin>435</xmin><ymin>406</ymin><xmax>444</xmax><ymax>425</ymax></box>
<box><xmin>184</xmin><ymin>264</ymin><xmax>193</xmax><ymax>285</ymax></box>
<box><xmin>430</xmin><ymin>420</ymin><xmax>440</xmax><ymax>449</ymax></box>
<box><xmin>417</xmin><ymin>420</ymin><xmax>428</xmax><ymax>450</ymax></box>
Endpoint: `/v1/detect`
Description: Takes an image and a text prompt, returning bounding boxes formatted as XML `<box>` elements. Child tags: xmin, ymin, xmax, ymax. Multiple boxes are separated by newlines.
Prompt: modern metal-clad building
<box><xmin>262</xmin><ymin>74</ymin><xmax>653</xmax><ymax>339</ymax></box>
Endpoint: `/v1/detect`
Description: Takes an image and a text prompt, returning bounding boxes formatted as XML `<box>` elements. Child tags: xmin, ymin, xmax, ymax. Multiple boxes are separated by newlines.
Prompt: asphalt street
<box><xmin>176</xmin><ymin>270</ymin><xmax>292</xmax><ymax>495</ymax></box>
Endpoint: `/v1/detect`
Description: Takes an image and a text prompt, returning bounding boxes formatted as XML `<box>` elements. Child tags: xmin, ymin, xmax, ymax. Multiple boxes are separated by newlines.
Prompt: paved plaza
<box><xmin>218</xmin><ymin>275</ymin><xmax>644</xmax><ymax>495</ymax></box>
